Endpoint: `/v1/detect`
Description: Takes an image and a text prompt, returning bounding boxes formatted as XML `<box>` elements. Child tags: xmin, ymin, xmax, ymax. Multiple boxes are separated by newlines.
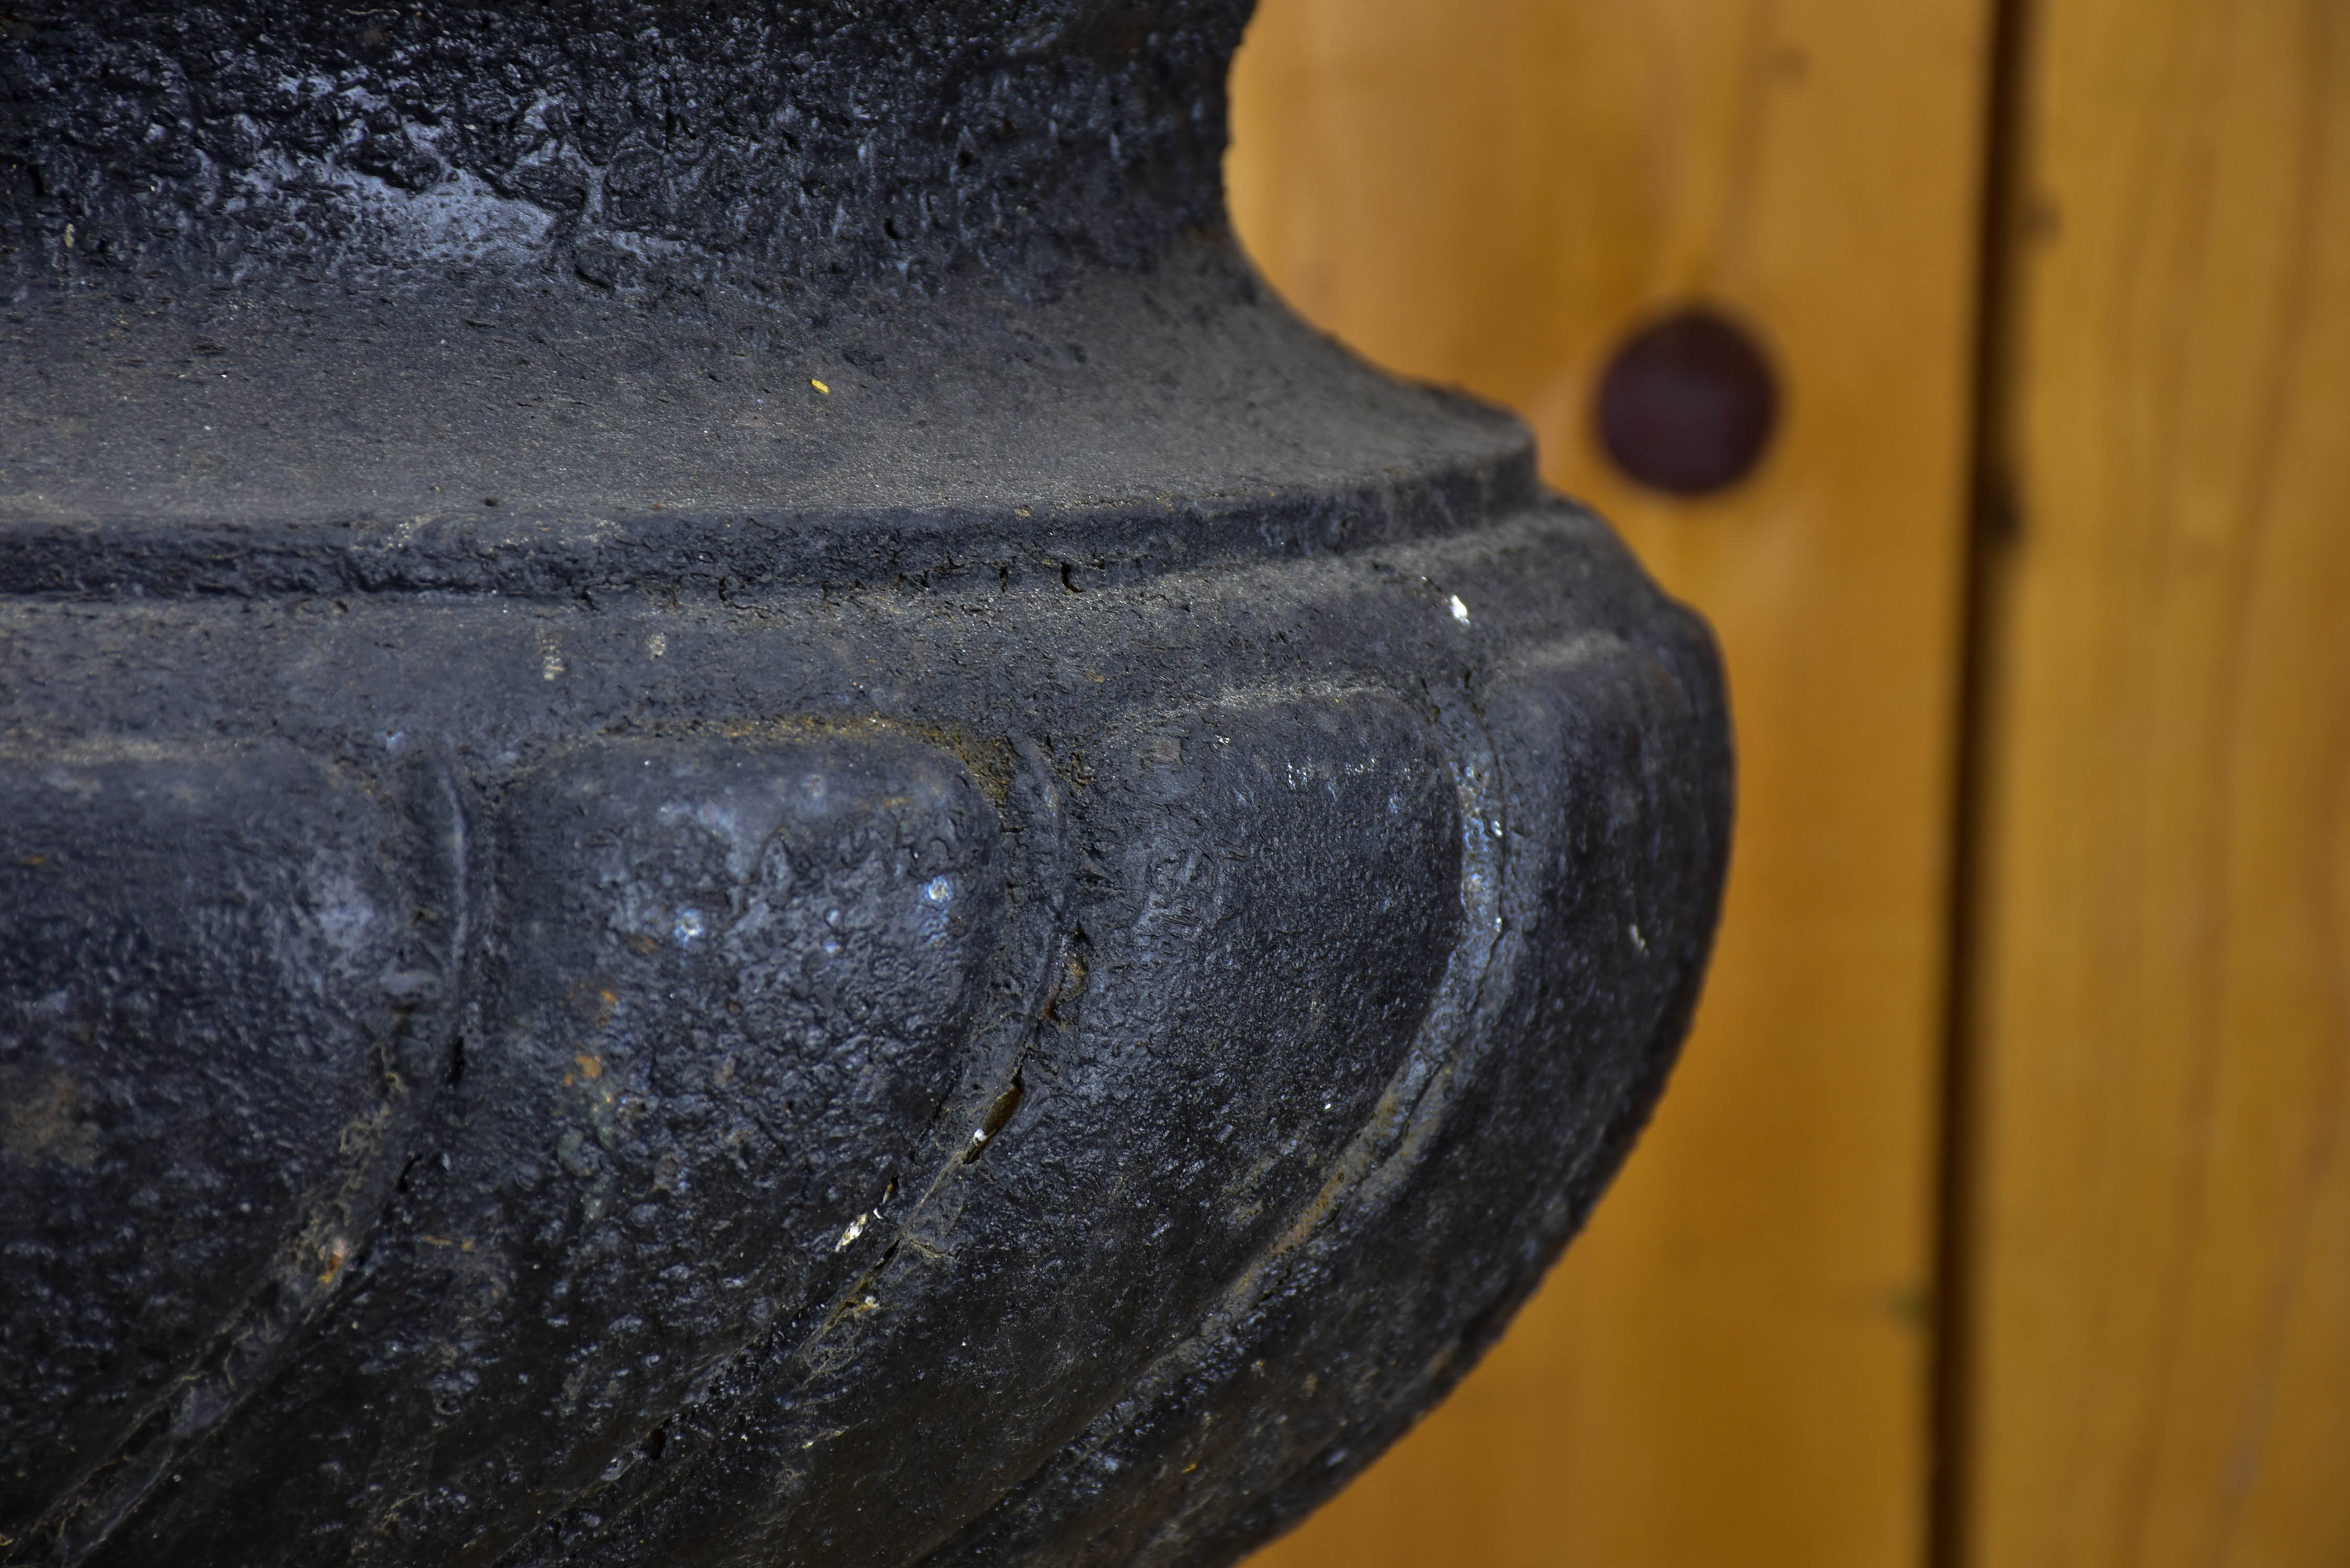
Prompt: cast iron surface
<box><xmin>0</xmin><ymin>4</ymin><xmax>1733</xmax><ymax>1565</ymax></box>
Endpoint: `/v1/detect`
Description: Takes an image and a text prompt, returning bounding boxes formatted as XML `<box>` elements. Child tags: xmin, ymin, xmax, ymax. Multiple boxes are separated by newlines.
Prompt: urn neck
<box><xmin>2</xmin><ymin>1</ymin><xmax>1250</xmax><ymax>295</ymax></box>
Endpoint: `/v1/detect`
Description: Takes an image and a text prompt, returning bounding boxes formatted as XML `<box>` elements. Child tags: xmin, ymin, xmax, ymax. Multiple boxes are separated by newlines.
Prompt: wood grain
<box><xmin>1227</xmin><ymin>2</ymin><xmax>1994</xmax><ymax>1563</ymax></box>
<box><xmin>1964</xmin><ymin>0</ymin><xmax>2350</xmax><ymax>1562</ymax></box>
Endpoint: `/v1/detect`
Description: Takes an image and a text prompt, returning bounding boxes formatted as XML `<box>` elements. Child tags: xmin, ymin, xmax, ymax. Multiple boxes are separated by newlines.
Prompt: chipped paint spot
<box><xmin>1</xmin><ymin>1068</ymin><xmax>100</xmax><ymax>1169</ymax></box>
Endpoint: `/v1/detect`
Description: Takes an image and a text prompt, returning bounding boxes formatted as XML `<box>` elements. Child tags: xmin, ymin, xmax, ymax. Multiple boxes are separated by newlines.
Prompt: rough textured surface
<box><xmin>1</xmin><ymin>0</ymin><xmax>1245</xmax><ymax>289</ymax></box>
<box><xmin>0</xmin><ymin>5</ymin><xmax>1732</xmax><ymax>1566</ymax></box>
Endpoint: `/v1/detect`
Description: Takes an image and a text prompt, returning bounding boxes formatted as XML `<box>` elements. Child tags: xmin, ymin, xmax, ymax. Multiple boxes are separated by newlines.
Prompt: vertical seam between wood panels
<box><xmin>1933</xmin><ymin>0</ymin><xmax>2037</xmax><ymax>1563</ymax></box>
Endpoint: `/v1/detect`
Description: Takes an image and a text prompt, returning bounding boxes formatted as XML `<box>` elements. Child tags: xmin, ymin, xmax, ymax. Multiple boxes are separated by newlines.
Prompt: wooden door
<box><xmin>1962</xmin><ymin>1</ymin><xmax>2350</xmax><ymax>1562</ymax></box>
<box><xmin>1226</xmin><ymin>1</ymin><xmax>2350</xmax><ymax>1564</ymax></box>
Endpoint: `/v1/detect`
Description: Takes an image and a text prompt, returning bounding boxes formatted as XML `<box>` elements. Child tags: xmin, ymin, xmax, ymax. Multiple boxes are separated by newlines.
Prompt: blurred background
<box><xmin>1222</xmin><ymin>1</ymin><xmax>2350</xmax><ymax>1565</ymax></box>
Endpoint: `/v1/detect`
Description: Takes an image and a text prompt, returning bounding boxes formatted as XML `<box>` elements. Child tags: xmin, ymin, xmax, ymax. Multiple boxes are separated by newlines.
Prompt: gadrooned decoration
<box><xmin>0</xmin><ymin>4</ymin><xmax>1732</xmax><ymax>1564</ymax></box>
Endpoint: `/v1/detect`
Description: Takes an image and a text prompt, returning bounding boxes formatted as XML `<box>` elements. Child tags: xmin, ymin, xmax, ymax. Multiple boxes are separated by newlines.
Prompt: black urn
<box><xmin>0</xmin><ymin>4</ymin><xmax>1731</xmax><ymax>1564</ymax></box>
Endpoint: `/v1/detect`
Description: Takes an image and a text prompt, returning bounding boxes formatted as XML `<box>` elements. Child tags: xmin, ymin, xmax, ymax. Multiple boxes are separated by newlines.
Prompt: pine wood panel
<box><xmin>1965</xmin><ymin>1</ymin><xmax>2350</xmax><ymax>1562</ymax></box>
<box><xmin>1227</xmin><ymin>2</ymin><xmax>1993</xmax><ymax>1563</ymax></box>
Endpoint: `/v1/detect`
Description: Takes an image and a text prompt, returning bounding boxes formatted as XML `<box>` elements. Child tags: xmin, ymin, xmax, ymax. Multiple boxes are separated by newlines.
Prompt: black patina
<box><xmin>0</xmin><ymin>5</ymin><xmax>1731</xmax><ymax>1565</ymax></box>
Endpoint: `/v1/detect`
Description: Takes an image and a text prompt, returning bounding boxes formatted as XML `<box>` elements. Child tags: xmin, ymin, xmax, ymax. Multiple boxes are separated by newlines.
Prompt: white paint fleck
<box><xmin>647</xmin><ymin>632</ymin><xmax>668</xmax><ymax>658</ymax></box>
<box><xmin>1629</xmin><ymin>922</ymin><xmax>1646</xmax><ymax>952</ymax></box>
<box><xmin>923</xmin><ymin>875</ymin><xmax>954</xmax><ymax>906</ymax></box>
<box><xmin>835</xmin><ymin>1213</ymin><xmax>868</xmax><ymax>1251</ymax></box>
<box><xmin>673</xmin><ymin>907</ymin><xmax>706</xmax><ymax>944</ymax></box>
<box><xmin>1448</xmin><ymin>594</ymin><xmax>1472</xmax><ymax>626</ymax></box>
